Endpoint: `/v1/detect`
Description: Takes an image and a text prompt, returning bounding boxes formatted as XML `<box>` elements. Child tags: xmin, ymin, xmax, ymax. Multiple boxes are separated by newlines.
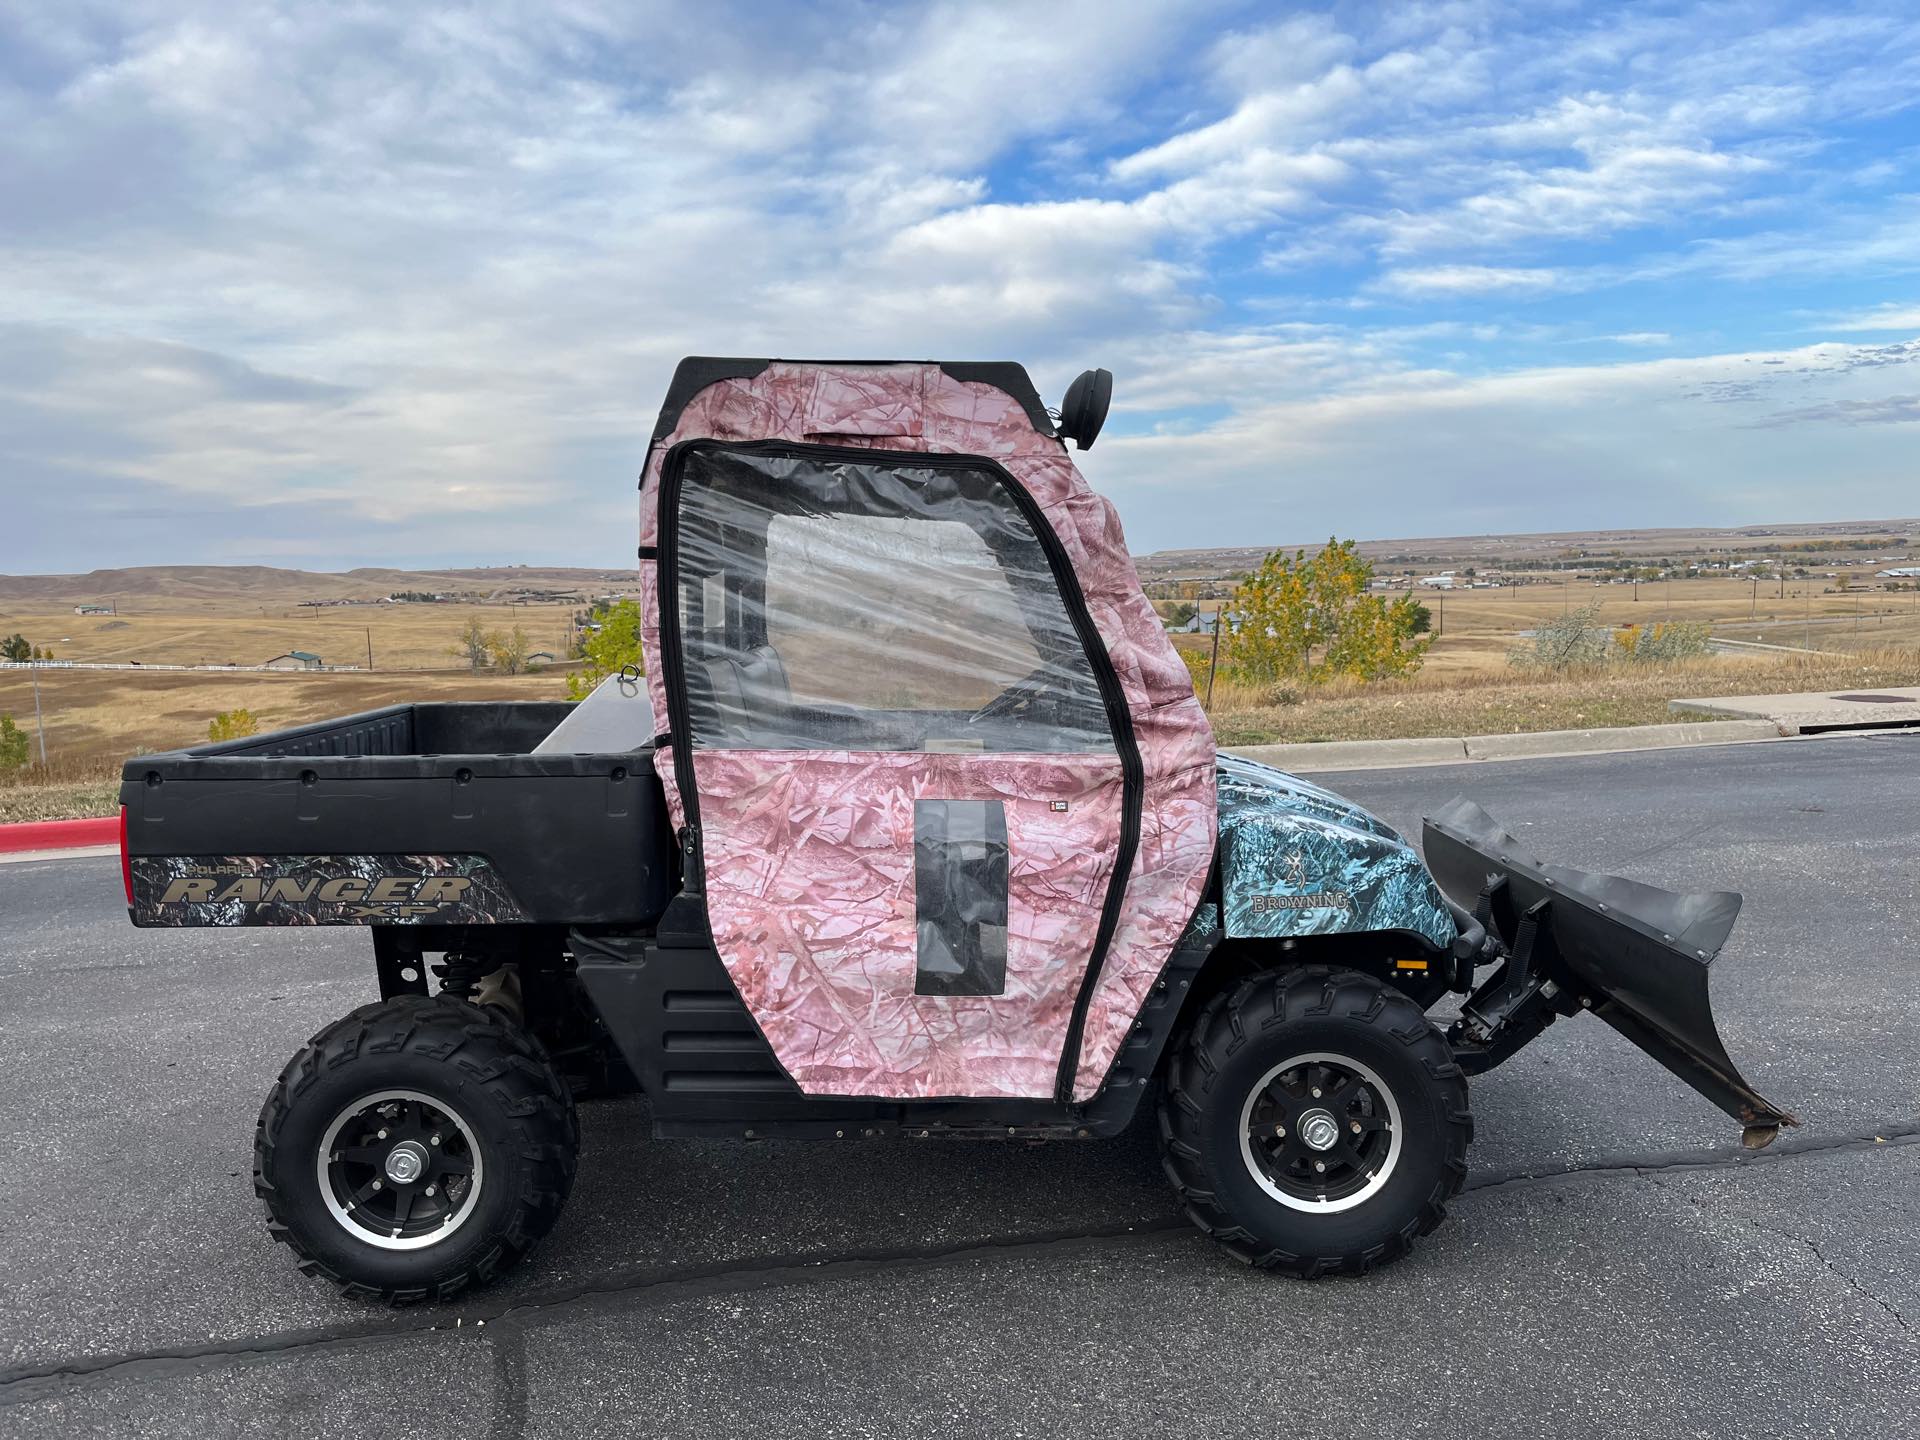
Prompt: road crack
<box><xmin>3</xmin><ymin>1121</ymin><xmax>1916</xmax><ymax>1405</ymax></box>
<box><xmin>1637</xmin><ymin>1168</ymin><xmax>1916</xmax><ymax>1339</ymax></box>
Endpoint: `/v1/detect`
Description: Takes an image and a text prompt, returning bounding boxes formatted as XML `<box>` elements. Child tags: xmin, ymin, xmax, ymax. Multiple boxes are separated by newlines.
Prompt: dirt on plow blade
<box><xmin>1423</xmin><ymin>798</ymin><xmax>1798</xmax><ymax>1148</ymax></box>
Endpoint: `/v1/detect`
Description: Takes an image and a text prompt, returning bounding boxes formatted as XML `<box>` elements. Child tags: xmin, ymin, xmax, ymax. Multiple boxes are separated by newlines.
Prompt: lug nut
<box><xmin>1274</xmin><ymin>1124</ymin><xmax>1286</xmax><ymax>1138</ymax></box>
<box><xmin>1350</xmin><ymin>1121</ymin><xmax>1362</xmax><ymax>1134</ymax></box>
<box><xmin>425</xmin><ymin>1185</ymin><xmax>436</xmax><ymax>1197</ymax></box>
<box><xmin>372</xmin><ymin>1179</ymin><xmax>382</xmax><ymax>1190</ymax></box>
<box><xmin>1311</xmin><ymin>1088</ymin><xmax>1322</xmax><ymax>1098</ymax></box>
<box><xmin>430</xmin><ymin>1134</ymin><xmax>441</xmax><ymax>1146</ymax></box>
<box><xmin>1314</xmin><ymin>1160</ymin><xmax>1326</xmax><ymax>1173</ymax></box>
<box><xmin>377</xmin><ymin>1128</ymin><xmax>388</xmax><ymax>1140</ymax></box>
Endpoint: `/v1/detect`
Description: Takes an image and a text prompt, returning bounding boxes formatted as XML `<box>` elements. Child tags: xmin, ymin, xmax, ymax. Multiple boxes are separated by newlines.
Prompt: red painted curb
<box><xmin>0</xmin><ymin>815</ymin><xmax>119</xmax><ymax>855</ymax></box>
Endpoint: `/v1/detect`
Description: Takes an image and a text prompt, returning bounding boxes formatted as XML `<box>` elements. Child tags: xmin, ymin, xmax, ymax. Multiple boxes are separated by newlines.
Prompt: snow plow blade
<box><xmin>1423</xmin><ymin>798</ymin><xmax>1797</xmax><ymax>1149</ymax></box>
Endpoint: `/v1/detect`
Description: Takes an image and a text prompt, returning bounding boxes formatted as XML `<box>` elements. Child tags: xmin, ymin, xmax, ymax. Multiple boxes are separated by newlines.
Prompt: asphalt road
<box><xmin>2</xmin><ymin>731</ymin><xmax>1917</xmax><ymax>1437</ymax></box>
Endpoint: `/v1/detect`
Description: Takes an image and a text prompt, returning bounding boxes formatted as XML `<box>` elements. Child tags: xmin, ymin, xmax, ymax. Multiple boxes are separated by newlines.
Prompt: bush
<box><xmin>1616</xmin><ymin>620</ymin><xmax>1711</xmax><ymax>664</ymax></box>
<box><xmin>1508</xmin><ymin>605</ymin><xmax>1611</xmax><ymax>670</ymax></box>
<box><xmin>0</xmin><ymin>715</ymin><xmax>29</xmax><ymax>771</ymax></box>
<box><xmin>208</xmin><ymin>709</ymin><xmax>261</xmax><ymax>742</ymax></box>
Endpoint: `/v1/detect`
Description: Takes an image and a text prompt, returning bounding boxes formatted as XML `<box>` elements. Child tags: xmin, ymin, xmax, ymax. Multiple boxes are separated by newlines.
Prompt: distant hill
<box><xmin>0</xmin><ymin>565</ymin><xmax>639</xmax><ymax>606</ymax></box>
<box><xmin>4</xmin><ymin>513</ymin><xmax>1914</xmax><ymax>604</ymax></box>
<box><xmin>1134</xmin><ymin>517</ymin><xmax>1918</xmax><ymax>578</ymax></box>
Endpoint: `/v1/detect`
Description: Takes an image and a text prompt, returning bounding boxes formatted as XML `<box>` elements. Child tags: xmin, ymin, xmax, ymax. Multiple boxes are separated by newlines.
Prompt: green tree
<box><xmin>1224</xmin><ymin>538</ymin><xmax>1432</xmax><ymax>684</ymax></box>
<box><xmin>1</xmin><ymin>634</ymin><xmax>29</xmax><ymax>663</ymax></box>
<box><xmin>208</xmin><ymin>709</ymin><xmax>261</xmax><ymax>742</ymax></box>
<box><xmin>567</xmin><ymin>599</ymin><xmax>645</xmax><ymax>699</ymax></box>
<box><xmin>450</xmin><ymin>616</ymin><xmax>490</xmax><ymax>671</ymax></box>
<box><xmin>487</xmin><ymin>625</ymin><xmax>532</xmax><ymax>676</ymax></box>
<box><xmin>0</xmin><ymin>715</ymin><xmax>29</xmax><ymax>771</ymax></box>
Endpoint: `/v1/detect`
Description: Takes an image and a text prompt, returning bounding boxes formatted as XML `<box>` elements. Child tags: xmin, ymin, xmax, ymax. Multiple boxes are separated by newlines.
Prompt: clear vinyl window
<box><xmin>672</xmin><ymin>446</ymin><xmax>1113</xmax><ymax>753</ymax></box>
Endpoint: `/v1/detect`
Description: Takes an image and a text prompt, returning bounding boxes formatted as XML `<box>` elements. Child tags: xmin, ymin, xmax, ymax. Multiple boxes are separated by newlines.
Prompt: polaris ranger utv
<box><xmin>120</xmin><ymin>358</ymin><xmax>1794</xmax><ymax>1302</ymax></box>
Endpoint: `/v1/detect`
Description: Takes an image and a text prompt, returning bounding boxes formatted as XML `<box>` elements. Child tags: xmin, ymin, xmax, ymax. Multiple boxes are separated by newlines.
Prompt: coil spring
<box><xmin>432</xmin><ymin>951</ymin><xmax>486</xmax><ymax>999</ymax></box>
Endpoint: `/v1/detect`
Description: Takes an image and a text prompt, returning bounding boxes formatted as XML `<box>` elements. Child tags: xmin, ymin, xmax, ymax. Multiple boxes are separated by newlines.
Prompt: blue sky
<box><xmin>3</xmin><ymin>0</ymin><xmax>1919</xmax><ymax>572</ymax></box>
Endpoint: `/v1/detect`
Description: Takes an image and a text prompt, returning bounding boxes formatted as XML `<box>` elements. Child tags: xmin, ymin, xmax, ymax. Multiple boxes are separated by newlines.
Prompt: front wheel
<box><xmin>254</xmin><ymin>995</ymin><xmax>578</xmax><ymax>1303</ymax></box>
<box><xmin>1159</xmin><ymin>966</ymin><xmax>1471</xmax><ymax>1277</ymax></box>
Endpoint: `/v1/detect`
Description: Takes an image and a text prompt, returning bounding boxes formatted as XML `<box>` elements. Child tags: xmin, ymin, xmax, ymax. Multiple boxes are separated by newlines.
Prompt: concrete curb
<box><xmin>1229</xmin><ymin>719</ymin><xmax>1785</xmax><ymax>774</ymax></box>
<box><xmin>0</xmin><ymin>843</ymin><xmax>119</xmax><ymax>865</ymax></box>
<box><xmin>0</xmin><ymin>816</ymin><xmax>118</xmax><ymax>856</ymax></box>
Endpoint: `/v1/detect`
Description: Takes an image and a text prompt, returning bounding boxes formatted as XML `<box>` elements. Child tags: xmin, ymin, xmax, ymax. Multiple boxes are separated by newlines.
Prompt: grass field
<box><xmin>0</xmin><ymin>598</ymin><xmax>582</xmax><ymax>671</ymax></box>
<box><xmin>1330</xmin><ymin>574</ymin><xmax>1920</xmax><ymax>674</ymax></box>
<box><xmin>4</xmin><ymin>573</ymin><xmax>1919</xmax><ymax>820</ymax></box>
<box><xmin>1200</xmin><ymin>649</ymin><xmax>1920</xmax><ymax>746</ymax></box>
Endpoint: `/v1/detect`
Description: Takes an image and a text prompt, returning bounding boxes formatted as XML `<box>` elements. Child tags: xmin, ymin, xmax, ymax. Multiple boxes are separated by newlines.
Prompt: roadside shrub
<box><xmin>0</xmin><ymin>715</ymin><xmax>29</xmax><ymax>771</ymax></box>
<box><xmin>208</xmin><ymin>709</ymin><xmax>261</xmax><ymax>742</ymax></box>
<box><xmin>1615</xmin><ymin>620</ymin><xmax>1711</xmax><ymax>664</ymax></box>
<box><xmin>1508</xmin><ymin>605</ymin><xmax>1611</xmax><ymax>670</ymax></box>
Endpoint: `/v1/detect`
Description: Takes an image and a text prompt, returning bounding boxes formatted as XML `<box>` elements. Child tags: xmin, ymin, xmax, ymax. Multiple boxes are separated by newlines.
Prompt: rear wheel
<box><xmin>254</xmin><ymin>995</ymin><xmax>577</xmax><ymax>1303</ymax></box>
<box><xmin>1159</xmin><ymin>966</ymin><xmax>1471</xmax><ymax>1276</ymax></box>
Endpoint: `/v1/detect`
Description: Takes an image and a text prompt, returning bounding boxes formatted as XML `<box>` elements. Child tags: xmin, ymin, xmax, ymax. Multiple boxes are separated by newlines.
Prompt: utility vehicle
<box><xmin>121</xmin><ymin>357</ymin><xmax>1793</xmax><ymax>1302</ymax></box>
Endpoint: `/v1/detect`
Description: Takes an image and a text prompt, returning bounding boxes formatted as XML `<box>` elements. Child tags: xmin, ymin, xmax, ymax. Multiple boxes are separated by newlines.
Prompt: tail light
<box><xmin>119</xmin><ymin>805</ymin><xmax>134</xmax><ymax>907</ymax></box>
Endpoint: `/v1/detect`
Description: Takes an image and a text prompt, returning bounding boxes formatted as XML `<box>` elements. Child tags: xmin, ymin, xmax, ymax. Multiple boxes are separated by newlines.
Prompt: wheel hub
<box><xmin>383</xmin><ymin>1140</ymin><xmax>430</xmax><ymax>1184</ymax></box>
<box><xmin>1297</xmin><ymin>1108</ymin><xmax>1340</xmax><ymax>1152</ymax></box>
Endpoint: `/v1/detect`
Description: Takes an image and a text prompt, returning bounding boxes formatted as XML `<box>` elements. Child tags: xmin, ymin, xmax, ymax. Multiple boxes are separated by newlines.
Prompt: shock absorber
<box><xmin>432</xmin><ymin>951</ymin><xmax>486</xmax><ymax>999</ymax></box>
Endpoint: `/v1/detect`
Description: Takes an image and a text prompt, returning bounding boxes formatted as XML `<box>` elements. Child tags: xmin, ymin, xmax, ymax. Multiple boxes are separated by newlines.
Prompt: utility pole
<box><xmin>31</xmin><ymin>666</ymin><xmax>47</xmax><ymax>767</ymax></box>
<box><xmin>365</xmin><ymin>627</ymin><xmax>374</xmax><ymax>672</ymax></box>
<box><xmin>1750</xmin><ymin>576</ymin><xmax>1757</xmax><ymax>618</ymax></box>
<box><xmin>1436</xmin><ymin>590</ymin><xmax>1444</xmax><ymax>638</ymax></box>
<box><xmin>1204</xmin><ymin>609</ymin><xmax>1223</xmax><ymax>712</ymax></box>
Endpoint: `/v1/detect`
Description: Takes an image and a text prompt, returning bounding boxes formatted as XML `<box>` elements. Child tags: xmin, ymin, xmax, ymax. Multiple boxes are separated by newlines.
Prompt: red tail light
<box><xmin>119</xmin><ymin>805</ymin><xmax>134</xmax><ymax>907</ymax></box>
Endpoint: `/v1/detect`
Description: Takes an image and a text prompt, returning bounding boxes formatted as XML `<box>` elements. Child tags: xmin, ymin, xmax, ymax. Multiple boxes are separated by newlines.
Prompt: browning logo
<box><xmin>130</xmin><ymin>855</ymin><xmax>525</xmax><ymax>927</ymax></box>
<box><xmin>1253</xmin><ymin>851</ymin><xmax>1353</xmax><ymax>913</ymax></box>
<box><xmin>1251</xmin><ymin>891</ymin><xmax>1354</xmax><ymax>913</ymax></box>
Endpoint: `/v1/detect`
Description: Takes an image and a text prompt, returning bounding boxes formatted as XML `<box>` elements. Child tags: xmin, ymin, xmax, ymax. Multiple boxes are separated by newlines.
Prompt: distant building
<box><xmin>1877</xmin><ymin>566</ymin><xmax>1920</xmax><ymax>579</ymax></box>
<box><xmin>1416</xmin><ymin>572</ymin><xmax>1457</xmax><ymax>589</ymax></box>
<box><xmin>262</xmin><ymin>650</ymin><xmax>324</xmax><ymax>670</ymax></box>
<box><xmin>74</xmin><ymin>604</ymin><xmax>114</xmax><ymax>615</ymax></box>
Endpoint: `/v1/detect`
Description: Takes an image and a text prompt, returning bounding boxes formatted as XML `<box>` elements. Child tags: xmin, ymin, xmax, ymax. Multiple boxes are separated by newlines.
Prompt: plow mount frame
<box><xmin>1423</xmin><ymin>799</ymin><xmax>1798</xmax><ymax>1149</ymax></box>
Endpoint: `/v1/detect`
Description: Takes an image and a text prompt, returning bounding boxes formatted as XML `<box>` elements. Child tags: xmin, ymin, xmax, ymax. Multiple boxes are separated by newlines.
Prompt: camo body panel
<box><xmin>1217</xmin><ymin>756</ymin><xmax>1455</xmax><ymax>949</ymax></box>
<box><xmin>128</xmin><ymin>853</ymin><xmax>525</xmax><ymax>926</ymax></box>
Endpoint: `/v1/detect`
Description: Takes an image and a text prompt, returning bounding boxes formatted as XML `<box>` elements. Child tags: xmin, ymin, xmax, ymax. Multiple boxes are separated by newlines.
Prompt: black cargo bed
<box><xmin>120</xmin><ymin>703</ymin><xmax>674</xmax><ymax>927</ymax></box>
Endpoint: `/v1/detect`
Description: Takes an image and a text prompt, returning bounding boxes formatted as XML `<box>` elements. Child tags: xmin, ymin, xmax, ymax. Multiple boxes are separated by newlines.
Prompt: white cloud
<box><xmin>1376</xmin><ymin>265</ymin><xmax>1565</xmax><ymax>296</ymax></box>
<box><xmin>1826</xmin><ymin>303</ymin><xmax>1920</xmax><ymax>332</ymax></box>
<box><xmin>4</xmin><ymin>0</ymin><xmax>1920</xmax><ymax>569</ymax></box>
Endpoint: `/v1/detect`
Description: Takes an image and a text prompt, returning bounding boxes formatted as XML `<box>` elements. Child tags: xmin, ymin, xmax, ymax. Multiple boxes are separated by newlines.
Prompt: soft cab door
<box><xmin>660</xmin><ymin>442</ymin><xmax>1134</xmax><ymax>1100</ymax></box>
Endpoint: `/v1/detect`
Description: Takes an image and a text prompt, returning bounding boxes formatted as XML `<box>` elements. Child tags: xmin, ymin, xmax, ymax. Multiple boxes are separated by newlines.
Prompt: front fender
<box><xmin>1217</xmin><ymin>755</ymin><xmax>1455</xmax><ymax>951</ymax></box>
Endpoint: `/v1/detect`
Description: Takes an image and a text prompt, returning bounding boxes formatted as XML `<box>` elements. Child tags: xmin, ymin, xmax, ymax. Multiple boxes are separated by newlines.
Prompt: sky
<box><xmin>3</xmin><ymin>0</ymin><xmax>1919</xmax><ymax>574</ymax></box>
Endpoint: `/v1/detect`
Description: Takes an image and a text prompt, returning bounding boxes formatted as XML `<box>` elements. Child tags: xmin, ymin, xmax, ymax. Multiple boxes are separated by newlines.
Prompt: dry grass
<box><xmin>7</xmin><ymin>577</ymin><xmax>1919</xmax><ymax>820</ymax></box>
<box><xmin>1205</xmin><ymin>648</ymin><xmax>1920</xmax><ymax>746</ymax></box>
<box><xmin>0</xmin><ymin>598</ymin><xmax>583</xmax><ymax>671</ymax></box>
<box><xmin>0</xmin><ymin>669</ymin><xmax>574</xmax><ymax>822</ymax></box>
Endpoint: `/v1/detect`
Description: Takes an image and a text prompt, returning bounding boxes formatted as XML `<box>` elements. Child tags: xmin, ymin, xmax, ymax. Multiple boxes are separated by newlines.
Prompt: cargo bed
<box><xmin>120</xmin><ymin>702</ymin><xmax>674</xmax><ymax>927</ymax></box>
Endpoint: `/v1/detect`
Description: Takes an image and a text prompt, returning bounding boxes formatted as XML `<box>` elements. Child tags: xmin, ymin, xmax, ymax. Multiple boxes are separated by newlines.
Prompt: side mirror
<box><xmin>1056</xmin><ymin>368</ymin><xmax>1112</xmax><ymax>450</ymax></box>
